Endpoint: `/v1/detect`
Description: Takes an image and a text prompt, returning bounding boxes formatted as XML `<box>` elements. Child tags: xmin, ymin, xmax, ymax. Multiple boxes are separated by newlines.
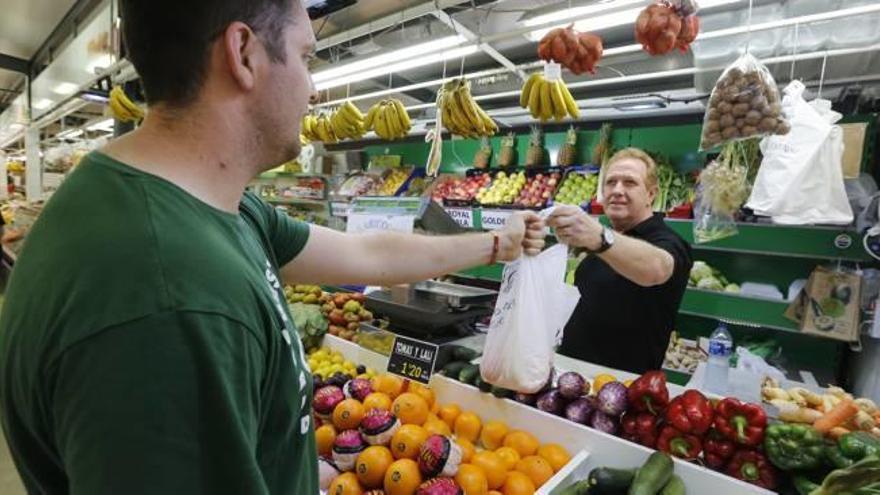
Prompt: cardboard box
<box><xmin>841</xmin><ymin>123</ymin><xmax>868</xmax><ymax>179</ymax></box>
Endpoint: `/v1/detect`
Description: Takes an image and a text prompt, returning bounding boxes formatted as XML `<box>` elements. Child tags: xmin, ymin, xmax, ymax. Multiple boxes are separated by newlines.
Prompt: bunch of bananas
<box><xmin>365</xmin><ymin>99</ymin><xmax>411</xmax><ymax>141</ymax></box>
<box><xmin>520</xmin><ymin>73</ymin><xmax>580</xmax><ymax>122</ymax></box>
<box><xmin>330</xmin><ymin>101</ymin><xmax>367</xmax><ymax>140</ymax></box>
<box><xmin>109</xmin><ymin>86</ymin><xmax>144</xmax><ymax>123</ymax></box>
<box><xmin>437</xmin><ymin>79</ymin><xmax>498</xmax><ymax>138</ymax></box>
<box><xmin>301</xmin><ymin>113</ymin><xmax>337</xmax><ymax>143</ymax></box>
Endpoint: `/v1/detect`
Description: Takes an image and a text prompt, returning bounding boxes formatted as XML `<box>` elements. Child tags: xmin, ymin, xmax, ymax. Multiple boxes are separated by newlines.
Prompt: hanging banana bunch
<box><xmin>365</xmin><ymin>99</ymin><xmax>411</xmax><ymax>141</ymax></box>
<box><xmin>436</xmin><ymin>78</ymin><xmax>498</xmax><ymax>138</ymax></box>
<box><xmin>519</xmin><ymin>72</ymin><xmax>580</xmax><ymax>122</ymax></box>
<box><xmin>109</xmin><ymin>86</ymin><xmax>145</xmax><ymax>123</ymax></box>
<box><xmin>330</xmin><ymin>101</ymin><xmax>367</xmax><ymax>140</ymax></box>
<box><xmin>301</xmin><ymin>112</ymin><xmax>338</xmax><ymax>144</ymax></box>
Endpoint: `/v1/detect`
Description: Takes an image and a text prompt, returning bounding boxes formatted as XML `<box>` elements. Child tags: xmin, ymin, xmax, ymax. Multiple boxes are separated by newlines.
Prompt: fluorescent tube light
<box><xmin>80</xmin><ymin>91</ymin><xmax>109</xmax><ymax>104</ymax></box>
<box><xmin>612</xmin><ymin>100</ymin><xmax>667</xmax><ymax>111</ymax></box>
<box><xmin>52</xmin><ymin>82</ymin><xmax>79</xmax><ymax>95</ymax></box>
<box><xmin>315</xmin><ymin>45</ymin><xmax>479</xmax><ymax>91</ymax></box>
<box><xmin>57</xmin><ymin>128</ymin><xmax>83</xmax><ymax>139</ymax></box>
<box><xmin>86</xmin><ymin>118</ymin><xmax>114</xmax><ymax>131</ymax></box>
<box><xmin>311</xmin><ymin>35</ymin><xmax>466</xmax><ymax>83</ymax></box>
<box><xmin>32</xmin><ymin>98</ymin><xmax>54</xmax><ymax>110</ymax></box>
<box><xmin>523</xmin><ymin>0</ymin><xmax>645</xmax><ymax>27</ymax></box>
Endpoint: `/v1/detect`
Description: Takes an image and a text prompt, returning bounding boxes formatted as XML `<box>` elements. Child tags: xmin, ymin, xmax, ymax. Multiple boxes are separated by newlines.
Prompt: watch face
<box><xmin>603</xmin><ymin>228</ymin><xmax>615</xmax><ymax>245</ymax></box>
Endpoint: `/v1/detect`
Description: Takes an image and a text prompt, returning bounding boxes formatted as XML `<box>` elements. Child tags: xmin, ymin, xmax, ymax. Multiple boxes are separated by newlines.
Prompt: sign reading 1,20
<box><xmin>398</xmin><ymin>362</ymin><xmax>425</xmax><ymax>380</ymax></box>
<box><xmin>386</xmin><ymin>335</ymin><xmax>438</xmax><ymax>385</ymax></box>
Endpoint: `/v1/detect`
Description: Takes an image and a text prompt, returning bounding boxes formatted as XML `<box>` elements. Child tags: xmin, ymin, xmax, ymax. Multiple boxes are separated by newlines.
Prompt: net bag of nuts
<box><xmin>699</xmin><ymin>53</ymin><xmax>790</xmax><ymax>151</ymax></box>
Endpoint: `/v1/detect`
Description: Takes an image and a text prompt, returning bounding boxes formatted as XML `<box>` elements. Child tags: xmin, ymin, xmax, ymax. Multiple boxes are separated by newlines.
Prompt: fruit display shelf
<box><xmin>550</xmin><ymin>166</ymin><xmax>599</xmax><ymax>209</ymax></box>
<box><xmin>322</xmin><ymin>334</ymin><xmax>771</xmax><ymax>494</ymax></box>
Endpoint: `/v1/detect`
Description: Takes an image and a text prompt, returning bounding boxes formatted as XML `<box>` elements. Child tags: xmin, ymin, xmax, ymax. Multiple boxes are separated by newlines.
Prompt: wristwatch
<box><xmin>586</xmin><ymin>226</ymin><xmax>615</xmax><ymax>254</ymax></box>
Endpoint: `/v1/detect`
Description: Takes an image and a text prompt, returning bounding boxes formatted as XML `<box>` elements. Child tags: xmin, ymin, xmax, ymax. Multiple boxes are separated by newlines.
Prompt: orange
<box><xmin>384</xmin><ymin>458</ymin><xmax>422</xmax><ymax>495</ymax></box>
<box><xmin>372</xmin><ymin>374</ymin><xmax>406</xmax><ymax>400</ymax></box>
<box><xmin>537</xmin><ymin>444</ymin><xmax>571</xmax><ymax>473</ymax></box>
<box><xmin>355</xmin><ymin>445</ymin><xmax>394</xmax><ymax>488</ymax></box>
<box><xmin>455</xmin><ymin>463</ymin><xmax>489</xmax><ymax>495</ymax></box>
<box><xmin>515</xmin><ymin>456</ymin><xmax>554</xmax><ymax>487</ymax></box>
<box><xmin>454</xmin><ymin>411</ymin><xmax>482</xmax><ymax>443</ymax></box>
<box><xmin>479</xmin><ymin>420</ymin><xmax>509</xmax><ymax>450</ymax></box>
<box><xmin>333</xmin><ymin>399</ymin><xmax>366</xmax><ymax>430</ymax></box>
<box><xmin>408</xmin><ymin>382</ymin><xmax>436</xmax><ymax>408</ymax></box>
<box><xmin>494</xmin><ymin>447</ymin><xmax>521</xmax><ymax>471</ymax></box>
<box><xmin>502</xmin><ymin>431</ymin><xmax>538</xmax><ymax>457</ymax></box>
<box><xmin>392</xmin><ymin>393</ymin><xmax>430</xmax><ymax>426</ymax></box>
<box><xmin>471</xmin><ymin>451</ymin><xmax>508</xmax><ymax>490</ymax></box>
<box><xmin>457</xmin><ymin>438</ymin><xmax>476</xmax><ymax>463</ymax></box>
<box><xmin>363</xmin><ymin>392</ymin><xmax>393</xmax><ymax>412</ymax></box>
<box><xmin>430</xmin><ymin>401</ymin><xmax>440</xmax><ymax>415</ymax></box>
<box><xmin>315</xmin><ymin>424</ymin><xmax>337</xmax><ymax>457</ymax></box>
<box><xmin>329</xmin><ymin>472</ymin><xmax>364</xmax><ymax>495</ymax></box>
<box><xmin>423</xmin><ymin>417</ymin><xmax>452</xmax><ymax>437</ymax></box>
<box><xmin>438</xmin><ymin>403</ymin><xmax>462</xmax><ymax>429</ymax></box>
<box><xmin>501</xmin><ymin>471</ymin><xmax>535</xmax><ymax>495</ymax></box>
<box><xmin>390</xmin><ymin>424</ymin><xmax>429</xmax><ymax>460</ymax></box>
<box><xmin>489</xmin><ymin>492</ymin><xmax>503</xmax><ymax>495</ymax></box>
<box><xmin>624</xmin><ymin>379</ymin><xmax>633</xmax><ymax>387</ymax></box>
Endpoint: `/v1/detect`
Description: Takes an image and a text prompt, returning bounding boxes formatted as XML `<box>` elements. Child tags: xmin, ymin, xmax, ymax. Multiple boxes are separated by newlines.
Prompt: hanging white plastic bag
<box><xmin>699</xmin><ymin>53</ymin><xmax>790</xmax><ymax>151</ymax></box>
<box><xmin>746</xmin><ymin>81</ymin><xmax>853</xmax><ymax>224</ymax></box>
<box><xmin>480</xmin><ymin>244</ymin><xmax>580</xmax><ymax>393</ymax></box>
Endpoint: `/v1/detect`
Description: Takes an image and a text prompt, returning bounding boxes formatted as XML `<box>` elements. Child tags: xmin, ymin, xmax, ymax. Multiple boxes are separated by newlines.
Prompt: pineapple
<box><xmin>525</xmin><ymin>126</ymin><xmax>544</xmax><ymax>167</ymax></box>
<box><xmin>473</xmin><ymin>137</ymin><xmax>492</xmax><ymax>169</ymax></box>
<box><xmin>557</xmin><ymin>126</ymin><xmax>578</xmax><ymax>167</ymax></box>
<box><xmin>497</xmin><ymin>132</ymin><xmax>516</xmax><ymax>168</ymax></box>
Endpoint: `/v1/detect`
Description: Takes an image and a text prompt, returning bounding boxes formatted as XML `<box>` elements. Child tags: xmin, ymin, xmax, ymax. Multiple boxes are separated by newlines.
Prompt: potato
<box><xmin>721</xmin><ymin>127</ymin><xmax>740</xmax><ymax>140</ymax></box>
<box><xmin>724</xmin><ymin>87</ymin><xmax>740</xmax><ymax>103</ymax></box>
<box><xmin>718</xmin><ymin>101</ymin><xmax>733</xmax><ymax>114</ymax></box>
<box><xmin>736</xmin><ymin>91</ymin><xmax>754</xmax><ymax>104</ymax></box>
<box><xmin>707</xmin><ymin>108</ymin><xmax>721</xmax><ymax>120</ymax></box>
<box><xmin>720</xmin><ymin>114</ymin><xmax>735</xmax><ymax>128</ymax></box>
<box><xmin>763</xmin><ymin>102</ymin><xmax>782</xmax><ymax>117</ymax></box>
<box><xmin>732</xmin><ymin>103</ymin><xmax>750</xmax><ymax>117</ymax></box>
<box><xmin>728</xmin><ymin>68</ymin><xmax>744</xmax><ymax>79</ymax></box>
<box><xmin>776</xmin><ymin>121</ymin><xmax>791</xmax><ymax>135</ymax></box>
<box><xmin>750</xmin><ymin>95</ymin><xmax>768</xmax><ymax>110</ymax></box>
<box><xmin>706</xmin><ymin>120</ymin><xmax>721</xmax><ymax>133</ymax></box>
<box><xmin>709</xmin><ymin>92</ymin><xmax>722</xmax><ymax>106</ymax></box>
<box><xmin>735</xmin><ymin>118</ymin><xmax>746</xmax><ymax>129</ymax></box>
<box><xmin>706</xmin><ymin>132</ymin><xmax>722</xmax><ymax>145</ymax></box>
<box><xmin>742</xmin><ymin>125</ymin><xmax>758</xmax><ymax>136</ymax></box>
<box><xmin>745</xmin><ymin>110</ymin><xmax>762</xmax><ymax>125</ymax></box>
<box><xmin>759</xmin><ymin>117</ymin><xmax>778</xmax><ymax>132</ymax></box>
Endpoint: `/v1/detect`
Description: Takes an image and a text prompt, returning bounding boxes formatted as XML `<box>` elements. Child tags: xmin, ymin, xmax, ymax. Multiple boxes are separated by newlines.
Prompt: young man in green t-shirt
<box><xmin>0</xmin><ymin>1</ymin><xmax>545</xmax><ymax>493</ymax></box>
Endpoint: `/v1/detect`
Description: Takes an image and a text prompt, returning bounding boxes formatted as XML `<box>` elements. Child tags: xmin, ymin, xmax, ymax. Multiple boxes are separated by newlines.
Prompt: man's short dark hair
<box><xmin>120</xmin><ymin>0</ymin><xmax>293</xmax><ymax>107</ymax></box>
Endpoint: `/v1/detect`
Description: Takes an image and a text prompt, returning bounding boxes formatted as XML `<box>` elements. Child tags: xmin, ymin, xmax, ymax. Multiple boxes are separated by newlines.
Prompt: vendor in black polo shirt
<box><xmin>547</xmin><ymin>148</ymin><xmax>693</xmax><ymax>374</ymax></box>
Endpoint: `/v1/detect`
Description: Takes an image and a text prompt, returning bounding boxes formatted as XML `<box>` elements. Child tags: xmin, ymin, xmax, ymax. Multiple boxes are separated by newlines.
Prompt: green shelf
<box><xmin>679</xmin><ymin>288</ymin><xmax>799</xmax><ymax>333</ymax></box>
<box><xmin>265</xmin><ymin>197</ymin><xmax>327</xmax><ymax>207</ymax></box>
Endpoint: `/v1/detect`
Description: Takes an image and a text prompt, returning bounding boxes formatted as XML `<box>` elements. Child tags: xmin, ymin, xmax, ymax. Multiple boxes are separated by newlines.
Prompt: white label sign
<box><xmin>346</xmin><ymin>213</ymin><xmax>415</xmax><ymax>234</ymax></box>
<box><xmin>331</xmin><ymin>202</ymin><xmax>351</xmax><ymax>217</ymax></box>
<box><xmin>444</xmin><ymin>207</ymin><xmax>474</xmax><ymax>229</ymax></box>
<box><xmin>481</xmin><ymin>209</ymin><xmax>513</xmax><ymax>230</ymax></box>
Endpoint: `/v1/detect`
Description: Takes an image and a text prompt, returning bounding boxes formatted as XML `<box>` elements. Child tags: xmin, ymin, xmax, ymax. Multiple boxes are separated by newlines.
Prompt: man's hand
<box><xmin>547</xmin><ymin>205</ymin><xmax>604</xmax><ymax>249</ymax></box>
<box><xmin>497</xmin><ymin>211</ymin><xmax>546</xmax><ymax>261</ymax></box>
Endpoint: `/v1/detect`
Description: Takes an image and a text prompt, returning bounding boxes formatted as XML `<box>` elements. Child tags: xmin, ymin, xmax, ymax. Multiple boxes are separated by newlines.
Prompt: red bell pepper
<box><xmin>666</xmin><ymin>389</ymin><xmax>714</xmax><ymax>435</ymax></box>
<box><xmin>725</xmin><ymin>449</ymin><xmax>778</xmax><ymax>490</ymax></box>
<box><xmin>620</xmin><ymin>411</ymin><xmax>661</xmax><ymax>448</ymax></box>
<box><xmin>704</xmin><ymin>431</ymin><xmax>736</xmax><ymax>470</ymax></box>
<box><xmin>657</xmin><ymin>425</ymin><xmax>703</xmax><ymax>460</ymax></box>
<box><xmin>627</xmin><ymin>370</ymin><xmax>669</xmax><ymax>415</ymax></box>
<box><xmin>713</xmin><ymin>398</ymin><xmax>767</xmax><ymax>447</ymax></box>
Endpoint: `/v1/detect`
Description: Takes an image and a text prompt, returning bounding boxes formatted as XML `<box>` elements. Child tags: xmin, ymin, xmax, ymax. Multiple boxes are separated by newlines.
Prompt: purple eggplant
<box><xmin>590</xmin><ymin>411</ymin><xmax>619</xmax><ymax>435</ymax></box>
<box><xmin>596</xmin><ymin>381</ymin><xmax>628</xmax><ymax>417</ymax></box>
<box><xmin>557</xmin><ymin>371</ymin><xmax>588</xmax><ymax>400</ymax></box>
<box><xmin>536</xmin><ymin>388</ymin><xmax>568</xmax><ymax>416</ymax></box>
<box><xmin>513</xmin><ymin>392</ymin><xmax>537</xmax><ymax>406</ymax></box>
<box><xmin>564</xmin><ymin>397</ymin><xmax>595</xmax><ymax>425</ymax></box>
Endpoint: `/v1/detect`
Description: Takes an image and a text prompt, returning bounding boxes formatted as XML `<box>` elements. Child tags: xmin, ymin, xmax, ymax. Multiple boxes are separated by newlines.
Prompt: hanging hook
<box><xmin>460</xmin><ymin>53</ymin><xmax>466</xmax><ymax>78</ymax></box>
<box><xmin>818</xmin><ymin>52</ymin><xmax>828</xmax><ymax>99</ymax></box>
<box><xmin>789</xmin><ymin>22</ymin><xmax>800</xmax><ymax>82</ymax></box>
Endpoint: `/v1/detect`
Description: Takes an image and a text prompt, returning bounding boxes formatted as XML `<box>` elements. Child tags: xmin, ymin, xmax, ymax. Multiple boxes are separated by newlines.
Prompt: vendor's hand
<box><xmin>547</xmin><ymin>205</ymin><xmax>604</xmax><ymax>249</ymax></box>
<box><xmin>497</xmin><ymin>211</ymin><xmax>546</xmax><ymax>261</ymax></box>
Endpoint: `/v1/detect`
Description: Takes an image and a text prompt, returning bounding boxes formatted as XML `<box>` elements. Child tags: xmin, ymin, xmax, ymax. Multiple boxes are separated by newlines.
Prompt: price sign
<box><xmin>386</xmin><ymin>335</ymin><xmax>438</xmax><ymax>385</ymax></box>
<box><xmin>346</xmin><ymin>213</ymin><xmax>415</xmax><ymax>234</ymax></box>
<box><xmin>481</xmin><ymin>209</ymin><xmax>513</xmax><ymax>230</ymax></box>
<box><xmin>444</xmin><ymin>207</ymin><xmax>474</xmax><ymax>228</ymax></box>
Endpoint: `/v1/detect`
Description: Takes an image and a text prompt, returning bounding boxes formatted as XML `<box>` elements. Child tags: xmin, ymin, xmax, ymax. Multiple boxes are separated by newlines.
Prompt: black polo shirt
<box><xmin>559</xmin><ymin>214</ymin><xmax>692</xmax><ymax>374</ymax></box>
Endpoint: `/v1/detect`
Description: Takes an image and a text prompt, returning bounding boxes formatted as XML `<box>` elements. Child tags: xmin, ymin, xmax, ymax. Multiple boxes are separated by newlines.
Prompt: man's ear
<box><xmin>222</xmin><ymin>21</ymin><xmax>260</xmax><ymax>92</ymax></box>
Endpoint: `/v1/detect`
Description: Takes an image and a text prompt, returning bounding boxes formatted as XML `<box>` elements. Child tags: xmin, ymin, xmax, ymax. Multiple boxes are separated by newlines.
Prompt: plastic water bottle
<box><xmin>705</xmin><ymin>322</ymin><xmax>733</xmax><ymax>395</ymax></box>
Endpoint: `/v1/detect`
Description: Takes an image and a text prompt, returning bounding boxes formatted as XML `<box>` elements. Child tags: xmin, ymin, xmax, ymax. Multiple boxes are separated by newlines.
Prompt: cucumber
<box><xmin>490</xmin><ymin>386</ymin><xmax>513</xmax><ymax>399</ymax></box>
<box><xmin>556</xmin><ymin>479</ymin><xmax>591</xmax><ymax>495</ymax></box>
<box><xmin>474</xmin><ymin>375</ymin><xmax>492</xmax><ymax>393</ymax></box>
<box><xmin>629</xmin><ymin>452</ymin><xmax>673</xmax><ymax>495</ymax></box>
<box><xmin>453</xmin><ymin>346</ymin><xmax>479</xmax><ymax>362</ymax></box>
<box><xmin>441</xmin><ymin>361</ymin><xmax>467</xmax><ymax>378</ymax></box>
<box><xmin>458</xmin><ymin>364</ymin><xmax>480</xmax><ymax>385</ymax></box>
<box><xmin>659</xmin><ymin>474</ymin><xmax>685</xmax><ymax>495</ymax></box>
<box><xmin>588</xmin><ymin>467</ymin><xmax>637</xmax><ymax>494</ymax></box>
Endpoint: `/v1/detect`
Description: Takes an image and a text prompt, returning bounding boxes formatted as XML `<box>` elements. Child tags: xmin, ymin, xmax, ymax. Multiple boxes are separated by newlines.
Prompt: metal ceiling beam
<box><xmin>29</xmin><ymin>0</ymin><xmax>107</xmax><ymax>79</ymax></box>
<box><xmin>0</xmin><ymin>53</ymin><xmax>28</xmax><ymax>74</ymax></box>
<box><xmin>430</xmin><ymin>10</ymin><xmax>526</xmax><ymax>82</ymax></box>
<box><xmin>315</xmin><ymin>0</ymin><xmax>472</xmax><ymax>52</ymax></box>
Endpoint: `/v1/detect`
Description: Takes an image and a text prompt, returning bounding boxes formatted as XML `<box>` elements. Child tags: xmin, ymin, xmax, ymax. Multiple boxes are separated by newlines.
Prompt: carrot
<box><xmin>828</xmin><ymin>426</ymin><xmax>852</xmax><ymax>440</ymax></box>
<box><xmin>814</xmin><ymin>400</ymin><xmax>860</xmax><ymax>434</ymax></box>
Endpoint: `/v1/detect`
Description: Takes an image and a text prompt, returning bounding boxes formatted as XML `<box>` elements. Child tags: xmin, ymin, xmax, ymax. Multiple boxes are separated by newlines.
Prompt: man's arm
<box><xmin>548</xmin><ymin>206</ymin><xmax>673</xmax><ymax>287</ymax></box>
<box><xmin>280</xmin><ymin>212</ymin><xmax>545</xmax><ymax>286</ymax></box>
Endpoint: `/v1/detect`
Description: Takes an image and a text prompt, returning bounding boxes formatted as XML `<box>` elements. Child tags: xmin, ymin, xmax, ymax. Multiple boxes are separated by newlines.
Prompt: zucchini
<box><xmin>556</xmin><ymin>479</ymin><xmax>591</xmax><ymax>495</ymax></box>
<box><xmin>441</xmin><ymin>361</ymin><xmax>467</xmax><ymax>378</ymax></box>
<box><xmin>659</xmin><ymin>474</ymin><xmax>685</xmax><ymax>495</ymax></box>
<box><xmin>457</xmin><ymin>364</ymin><xmax>480</xmax><ymax>385</ymax></box>
<box><xmin>491</xmin><ymin>386</ymin><xmax>513</xmax><ymax>399</ymax></box>
<box><xmin>474</xmin><ymin>375</ymin><xmax>492</xmax><ymax>393</ymax></box>
<box><xmin>588</xmin><ymin>467</ymin><xmax>637</xmax><ymax>494</ymax></box>
<box><xmin>453</xmin><ymin>346</ymin><xmax>479</xmax><ymax>362</ymax></box>
<box><xmin>629</xmin><ymin>452</ymin><xmax>674</xmax><ymax>495</ymax></box>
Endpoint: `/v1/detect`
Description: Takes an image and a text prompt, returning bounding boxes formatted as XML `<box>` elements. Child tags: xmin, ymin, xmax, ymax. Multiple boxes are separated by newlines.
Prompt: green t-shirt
<box><xmin>0</xmin><ymin>152</ymin><xmax>317</xmax><ymax>494</ymax></box>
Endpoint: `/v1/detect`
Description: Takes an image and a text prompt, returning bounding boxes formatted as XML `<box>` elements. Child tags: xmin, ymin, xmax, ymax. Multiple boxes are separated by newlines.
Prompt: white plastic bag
<box><xmin>746</xmin><ymin>81</ymin><xmax>853</xmax><ymax>224</ymax></box>
<box><xmin>480</xmin><ymin>244</ymin><xmax>580</xmax><ymax>393</ymax></box>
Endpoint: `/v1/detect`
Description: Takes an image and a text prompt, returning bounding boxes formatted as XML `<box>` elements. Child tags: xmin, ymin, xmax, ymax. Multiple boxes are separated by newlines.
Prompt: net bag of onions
<box><xmin>537</xmin><ymin>25</ymin><xmax>603</xmax><ymax>75</ymax></box>
<box><xmin>699</xmin><ymin>53</ymin><xmax>790</xmax><ymax>151</ymax></box>
<box><xmin>635</xmin><ymin>0</ymin><xmax>701</xmax><ymax>56</ymax></box>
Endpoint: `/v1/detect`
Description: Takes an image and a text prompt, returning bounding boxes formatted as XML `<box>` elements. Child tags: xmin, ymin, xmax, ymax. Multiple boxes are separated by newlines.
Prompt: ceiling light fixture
<box><xmin>52</xmin><ymin>82</ymin><xmax>80</xmax><ymax>96</ymax></box>
<box><xmin>86</xmin><ymin>118</ymin><xmax>114</xmax><ymax>132</ymax></box>
<box><xmin>56</xmin><ymin>128</ymin><xmax>83</xmax><ymax>139</ymax></box>
<box><xmin>314</xmin><ymin>44</ymin><xmax>480</xmax><ymax>91</ymax></box>
<box><xmin>311</xmin><ymin>35</ymin><xmax>467</xmax><ymax>84</ymax></box>
<box><xmin>32</xmin><ymin>99</ymin><xmax>54</xmax><ymax>111</ymax></box>
<box><xmin>612</xmin><ymin>100</ymin><xmax>668</xmax><ymax>111</ymax></box>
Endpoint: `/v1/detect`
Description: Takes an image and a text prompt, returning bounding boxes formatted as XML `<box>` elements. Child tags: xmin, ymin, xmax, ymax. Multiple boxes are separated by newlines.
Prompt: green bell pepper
<box><xmin>825</xmin><ymin>432</ymin><xmax>880</xmax><ymax>469</ymax></box>
<box><xmin>764</xmin><ymin>423</ymin><xmax>826</xmax><ymax>471</ymax></box>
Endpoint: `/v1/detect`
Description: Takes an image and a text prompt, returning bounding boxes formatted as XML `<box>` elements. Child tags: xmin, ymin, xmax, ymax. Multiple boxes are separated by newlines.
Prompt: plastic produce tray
<box><xmin>550</xmin><ymin>165</ymin><xmax>599</xmax><ymax>210</ymax></box>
